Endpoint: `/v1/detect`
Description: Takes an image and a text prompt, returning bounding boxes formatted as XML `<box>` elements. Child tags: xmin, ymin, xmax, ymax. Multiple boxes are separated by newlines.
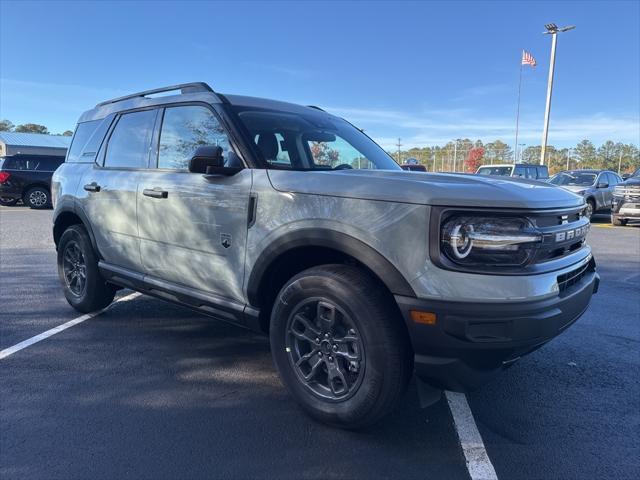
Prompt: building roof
<box><xmin>0</xmin><ymin>132</ymin><xmax>71</xmax><ymax>157</ymax></box>
<box><xmin>0</xmin><ymin>132</ymin><xmax>72</xmax><ymax>149</ymax></box>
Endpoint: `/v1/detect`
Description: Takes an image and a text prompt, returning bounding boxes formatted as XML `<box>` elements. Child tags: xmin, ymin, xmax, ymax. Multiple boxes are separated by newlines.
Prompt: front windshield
<box><xmin>476</xmin><ymin>166</ymin><xmax>513</xmax><ymax>176</ymax></box>
<box><xmin>550</xmin><ymin>172</ymin><xmax>597</xmax><ymax>186</ymax></box>
<box><xmin>231</xmin><ymin>106</ymin><xmax>401</xmax><ymax>171</ymax></box>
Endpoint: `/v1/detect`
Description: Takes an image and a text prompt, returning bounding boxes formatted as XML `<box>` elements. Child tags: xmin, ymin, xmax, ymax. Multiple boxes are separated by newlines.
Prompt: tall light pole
<box><xmin>540</xmin><ymin>23</ymin><xmax>575</xmax><ymax>166</ymax></box>
<box><xmin>518</xmin><ymin>143</ymin><xmax>526</xmax><ymax>162</ymax></box>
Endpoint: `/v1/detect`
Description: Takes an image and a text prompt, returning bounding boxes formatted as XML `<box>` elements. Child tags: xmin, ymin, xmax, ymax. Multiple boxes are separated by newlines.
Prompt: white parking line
<box><xmin>0</xmin><ymin>292</ymin><xmax>140</xmax><ymax>360</ymax></box>
<box><xmin>446</xmin><ymin>391</ymin><xmax>498</xmax><ymax>480</ymax></box>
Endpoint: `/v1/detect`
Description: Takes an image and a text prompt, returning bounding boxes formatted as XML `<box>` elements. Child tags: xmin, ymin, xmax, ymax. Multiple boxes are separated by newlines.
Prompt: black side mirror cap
<box><xmin>189</xmin><ymin>145</ymin><xmax>223</xmax><ymax>173</ymax></box>
<box><xmin>596</xmin><ymin>182</ymin><xmax>609</xmax><ymax>189</ymax></box>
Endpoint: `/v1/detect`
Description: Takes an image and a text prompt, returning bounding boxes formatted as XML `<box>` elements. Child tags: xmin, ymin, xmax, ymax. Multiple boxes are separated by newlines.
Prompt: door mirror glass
<box><xmin>596</xmin><ymin>182</ymin><xmax>609</xmax><ymax>189</ymax></box>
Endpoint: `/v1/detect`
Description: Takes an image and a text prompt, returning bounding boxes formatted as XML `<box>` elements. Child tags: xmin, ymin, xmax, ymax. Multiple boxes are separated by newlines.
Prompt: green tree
<box><xmin>485</xmin><ymin>140</ymin><xmax>513</xmax><ymax>164</ymax></box>
<box><xmin>62</xmin><ymin>130</ymin><xmax>73</xmax><ymax>136</ymax></box>
<box><xmin>597</xmin><ymin>140</ymin><xmax>618</xmax><ymax>171</ymax></box>
<box><xmin>573</xmin><ymin>140</ymin><xmax>597</xmax><ymax>168</ymax></box>
<box><xmin>14</xmin><ymin>123</ymin><xmax>49</xmax><ymax>134</ymax></box>
<box><xmin>0</xmin><ymin>119</ymin><xmax>14</xmax><ymax>131</ymax></box>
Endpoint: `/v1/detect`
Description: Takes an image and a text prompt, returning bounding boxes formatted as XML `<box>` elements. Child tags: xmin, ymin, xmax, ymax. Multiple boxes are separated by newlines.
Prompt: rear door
<box><xmin>136</xmin><ymin>104</ymin><xmax>252</xmax><ymax>302</ymax></box>
<box><xmin>80</xmin><ymin>108</ymin><xmax>159</xmax><ymax>271</ymax></box>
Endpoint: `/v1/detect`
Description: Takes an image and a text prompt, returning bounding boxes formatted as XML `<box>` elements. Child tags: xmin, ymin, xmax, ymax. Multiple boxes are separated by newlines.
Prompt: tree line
<box><xmin>0</xmin><ymin>119</ymin><xmax>73</xmax><ymax>137</ymax></box>
<box><xmin>392</xmin><ymin>138</ymin><xmax>640</xmax><ymax>175</ymax></box>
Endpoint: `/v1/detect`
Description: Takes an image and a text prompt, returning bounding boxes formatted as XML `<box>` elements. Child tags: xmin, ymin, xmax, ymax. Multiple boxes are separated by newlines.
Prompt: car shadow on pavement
<box><xmin>1</xmin><ymin>295</ymin><xmax>469</xmax><ymax>480</ymax></box>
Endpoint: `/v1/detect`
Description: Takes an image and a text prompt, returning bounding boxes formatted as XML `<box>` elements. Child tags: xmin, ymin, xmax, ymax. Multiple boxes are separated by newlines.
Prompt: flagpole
<box><xmin>514</xmin><ymin>51</ymin><xmax>524</xmax><ymax>163</ymax></box>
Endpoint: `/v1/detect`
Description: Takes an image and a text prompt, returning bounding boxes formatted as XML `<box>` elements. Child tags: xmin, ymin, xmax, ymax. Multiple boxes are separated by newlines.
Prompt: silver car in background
<box><xmin>549</xmin><ymin>169</ymin><xmax>623</xmax><ymax>219</ymax></box>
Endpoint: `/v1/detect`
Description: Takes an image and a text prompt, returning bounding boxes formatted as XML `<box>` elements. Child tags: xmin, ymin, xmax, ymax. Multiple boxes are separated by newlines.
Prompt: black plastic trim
<box><xmin>98</xmin><ymin>261</ymin><xmax>261</xmax><ymax>331</ymax></box>
<box><xmin>246</xmin><ymin>228</ymin><xmax>415</xmax><ymax>305</ymax></box>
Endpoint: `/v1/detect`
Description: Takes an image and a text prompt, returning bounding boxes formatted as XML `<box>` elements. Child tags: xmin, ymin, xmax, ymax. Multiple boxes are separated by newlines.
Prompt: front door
<box><xmin>137</xmin><ymin>104</ymin><xmax>252</xmax><ymax>303</ymax></box>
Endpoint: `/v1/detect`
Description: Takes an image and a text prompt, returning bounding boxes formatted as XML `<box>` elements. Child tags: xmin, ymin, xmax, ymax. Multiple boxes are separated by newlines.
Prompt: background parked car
<box><xmin>476</xmin><ymin>163</ymin><xmax>549</xmax><ymax>180</ymax></box>
<box><xmin>0</xmin><ymin>132</ymin><xmax>70</xmax><ymax>208</ymax></box>
<box><xmin>549</xmin><ymin>169</ymin><xmax>622</xmax><ymax>219</ymax></box>
<box><xmin>400</xmin><ymin>163</ymin><xmax>427</xmax><ymax>172</ymax></box>
<box><xmin>612</xmin><ymin>167</ymin><xmax>640</xmax><ymax>226</ymax></box>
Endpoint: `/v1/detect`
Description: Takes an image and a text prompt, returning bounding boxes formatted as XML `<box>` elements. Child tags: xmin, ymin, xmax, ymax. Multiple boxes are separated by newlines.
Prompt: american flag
<box><xmin>522</xmin><ymin>50</ymin><xmax>536</xmax><ymax>67</ymax></box>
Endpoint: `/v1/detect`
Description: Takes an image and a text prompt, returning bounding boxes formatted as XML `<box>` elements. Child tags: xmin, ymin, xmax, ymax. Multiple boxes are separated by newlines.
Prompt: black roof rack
<box><xmin>96</xmin><ymin>82</ymin><xmax>214</xmax><ymax>107</ymax></box>
<box><xmin>307</xmin><ymin>105</ymin><xmax>325</xmax><ymax>112</ymax></box>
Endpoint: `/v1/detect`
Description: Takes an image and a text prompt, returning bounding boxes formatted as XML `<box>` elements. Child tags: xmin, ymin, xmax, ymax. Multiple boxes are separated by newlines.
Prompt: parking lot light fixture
<box><xmin>540</xmin><ymin>23</ymin><xmax>576</xmax><ymax>166</ymax></box>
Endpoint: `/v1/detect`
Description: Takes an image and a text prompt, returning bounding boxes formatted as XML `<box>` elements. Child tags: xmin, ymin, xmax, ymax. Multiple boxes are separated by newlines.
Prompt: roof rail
<box><xmin>307</xmin><ymin>105</ymin><xmax>325</xmax><ymax>112</ymax></box>
<box><xmin>96</xmin><ymin>82</ymin><xmax>214</xmax><ymax>107</ymax></box>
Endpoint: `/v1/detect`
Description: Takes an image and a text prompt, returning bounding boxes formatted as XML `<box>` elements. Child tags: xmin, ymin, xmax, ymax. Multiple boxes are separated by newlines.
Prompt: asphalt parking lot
<box><xmin>1</xmin><ymin>207</ymin><xmax>639</xmax><ymax>480</ymax></box>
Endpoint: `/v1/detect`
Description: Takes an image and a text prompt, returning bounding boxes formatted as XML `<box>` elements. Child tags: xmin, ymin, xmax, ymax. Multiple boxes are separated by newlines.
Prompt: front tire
<box><xmin>584</xmin><ymin>199</ymin><xmax>595</xmax><ymax>220</ymax></box>
<box><xmin>0</xmin><ymin>196</ymin><xmax>19</xmax><ymax>206</ymax></box>
<box><xmin>57</xmin><ymin>225</ymin><xmax>116</xmax><ymax>313</ymax></box>
<box><xmin>612</xmin><ymin>215</ymin><xmax>627</xmax><ymax>226</ymax></box>
<box><xmin>24</xmin><ymin>186</ymin><xmax>51</xmax><ymax>209</ymax></box>
<box><xmin>270</xmin><ymin>265</ymin><xmax>412</xmax><ymax>429</ymax></box>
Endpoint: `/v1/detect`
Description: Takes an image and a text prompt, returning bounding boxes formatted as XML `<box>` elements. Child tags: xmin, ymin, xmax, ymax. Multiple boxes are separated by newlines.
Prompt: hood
<box><xmin>558</xmin><ymin>185</ymin><xmax>592</xmax><ymax>193</ymax></box>
<box><xmin>267</xmin><ymin>170</ymin><xmax>585</xmax><ymax>209</ymax></box>
<box><xmin>621</xmin><ymin>177</ymin><xmax>640</xmax><ymax>186</ymax></box>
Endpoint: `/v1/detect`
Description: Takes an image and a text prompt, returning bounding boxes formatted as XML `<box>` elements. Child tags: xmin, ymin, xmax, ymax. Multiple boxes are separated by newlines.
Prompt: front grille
<box><xmin>557</xmin><ymin>257</ymin><xmax>595</xmax><ymax>293</ymax></box>
<box><xmin>614</xmin><ymin>185</ymin><xmax>640</xmax><ymax>202</ymax></box>
<box><xmin>527</xmin><ymin>206</ymin><xmax>590</xmax><ymax>264</ymax></box>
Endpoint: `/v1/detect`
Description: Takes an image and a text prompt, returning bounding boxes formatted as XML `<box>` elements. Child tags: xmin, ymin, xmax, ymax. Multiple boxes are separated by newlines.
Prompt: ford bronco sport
<box><xmin>52</xmin><ymin>82</ymin><xmax>599</xmax><ymax>428</ymax></box>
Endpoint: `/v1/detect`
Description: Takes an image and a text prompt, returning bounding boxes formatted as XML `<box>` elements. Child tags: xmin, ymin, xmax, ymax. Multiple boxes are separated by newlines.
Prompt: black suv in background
<box><xmin>0</xmin><ymin>155</ymin><xmax>65</xmax><ymax>208</ymax></box>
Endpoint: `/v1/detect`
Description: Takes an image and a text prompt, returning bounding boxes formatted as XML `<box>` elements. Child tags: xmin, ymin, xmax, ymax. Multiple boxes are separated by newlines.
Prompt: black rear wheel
<box><xmin>24</xmin><ymin>186</ymin><xmax>50</xmax><ymax>209</ymax></box>
<box><xmin>57</xmin><ymin>225</ymin><xmax>116</xmax><ymax>312</ymax></box>
<box><xmin>270</xmin><ymin>265</ymin><xmax>412</xmax><ymax>429</ymax></box>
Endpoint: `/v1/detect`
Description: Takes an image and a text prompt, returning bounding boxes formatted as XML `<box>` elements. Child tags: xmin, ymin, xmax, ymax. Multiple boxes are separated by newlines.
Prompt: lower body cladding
<box><xmin>396</xmin><ymin>258</ymin><xmax>600</xmax><ymax>392</ymax></box>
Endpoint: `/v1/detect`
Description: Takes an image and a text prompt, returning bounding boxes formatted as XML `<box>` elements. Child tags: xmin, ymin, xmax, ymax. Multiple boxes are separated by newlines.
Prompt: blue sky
<box><xmin>1</xmin><ymin>0</ymin><xmax>638</xmax><ymax>150</ymax></box>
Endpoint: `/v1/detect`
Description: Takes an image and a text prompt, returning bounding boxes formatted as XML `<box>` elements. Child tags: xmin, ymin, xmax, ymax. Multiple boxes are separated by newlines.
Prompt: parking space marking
<box><xmin>0</xmin><ymin>292</ymin><xmax>140</xmax><ymax>360</ymax></box>
<box><xmin>446</xmin><ymin>391</ymin><xmax>498</xmax><ymax>480</ymax></box>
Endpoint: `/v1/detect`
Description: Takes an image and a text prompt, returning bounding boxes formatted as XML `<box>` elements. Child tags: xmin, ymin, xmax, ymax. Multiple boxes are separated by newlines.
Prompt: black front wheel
<box><xmin>57</xmin><ymin>225</ymin><xmax>116</xmax><ymax>312</ymax></box>
<box><xmin>270</xmin><ymin>265</ymin><xmax>412</xmax><ymax>429</ymax></box>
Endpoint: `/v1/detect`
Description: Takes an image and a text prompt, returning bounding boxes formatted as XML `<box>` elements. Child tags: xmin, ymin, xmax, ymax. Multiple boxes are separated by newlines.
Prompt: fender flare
<box><xmin>246</xmin><ymin>228</ymin><xmax>416</xmax><ymax>306</ymax></box>
<box><xmin>53</xmin><ymin>203</ymin><xmax>100</xmax><ymax>255</ymax></box>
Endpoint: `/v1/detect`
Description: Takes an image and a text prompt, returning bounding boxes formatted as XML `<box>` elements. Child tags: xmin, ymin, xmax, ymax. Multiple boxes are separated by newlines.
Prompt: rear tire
<box><xmin>270</xmin><ymin>265</ymin><xmax>412</xmax><ymax>429</ymax></box>
<box><xmin>24</xmin><ymin>186</ymin><xmax>51</xmax><ymax>209</ymax></box>
<box><xmin>0</xmin><ymin>197</ymin><xmax>19</xmax><ymax>206</ymax></box>
<box><xmin>57</xmin><ymin>224</ymin><xmax>116</xmax><ymax>313</ymax></box>
<box><xmin>612</xmin><ymin>216</ymin><xmax>627</xmax><ymax>226</ymax></box>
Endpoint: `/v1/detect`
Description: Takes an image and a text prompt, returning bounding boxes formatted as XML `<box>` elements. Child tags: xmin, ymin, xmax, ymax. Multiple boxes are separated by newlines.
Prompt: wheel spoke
<box><xmin>290</xmin><ymin>313</ymin><xmax>321</xmax><ymax>344</ymax></box>
<box><xmin>301</xmin><ymin>354</ymin><xmax>323</xmax><ymax>382</ymax></box>
<box><xmin>334</xmin><ymin>343</ymin><xmax>360</xmax><ymax>362</ymax></box>
<box><xmin>295</xmin><ymin>348</ymin><xmax>319</xmax><ymax>367</ymax></box>
<box><xmin>325</xmin><ymin>359</ymin><xmax>348</xmax><ymax>395</ymax></box>
<box><xmin>317</xmin><ymin>301</ymin><xmax>336</xmax><ymax>331</ymax></box>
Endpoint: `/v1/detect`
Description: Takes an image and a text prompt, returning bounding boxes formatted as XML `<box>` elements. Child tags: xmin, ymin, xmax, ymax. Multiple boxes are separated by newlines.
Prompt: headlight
<box><xmin>441</xmin><ymin>215</ymin><xmax>542</xmax><ymax>267</ymax></box>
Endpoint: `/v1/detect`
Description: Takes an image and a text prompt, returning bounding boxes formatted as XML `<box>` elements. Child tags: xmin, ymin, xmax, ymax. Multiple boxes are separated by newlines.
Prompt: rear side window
<box><xmin>104</xmin><ymin>110</ymin><xmax>157</xmax><ymax>168</ymax></box>
<box><xmin>513</xmin><ymin>166</ymin><xmax>526</xmax><ymax>177</ymax></box>
<box><xmin>67</xmin><ymin>119</ymin><xmax>110</xmax><ymax>163</ymax></box>
<box><xmin>37</xmin><ymin>157</ymin><xmax>64</xmax><ymax>170</ymax></box>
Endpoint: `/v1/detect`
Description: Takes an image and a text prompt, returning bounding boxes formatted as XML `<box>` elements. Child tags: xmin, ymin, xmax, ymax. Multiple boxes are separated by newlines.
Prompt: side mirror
<box><xmin>188</xmin><ymin>145</ymin><xmax>242</xmax><ymax>176</ymax></box>
<box><xmin>596</xmin><ymin>182</ymin><xmax>609</xmax><ymax>189</ymax></box>
<box><xmin>622</xmin><ymin>174</ymin><xmax>630</xmax><ymax>180</ymax></box>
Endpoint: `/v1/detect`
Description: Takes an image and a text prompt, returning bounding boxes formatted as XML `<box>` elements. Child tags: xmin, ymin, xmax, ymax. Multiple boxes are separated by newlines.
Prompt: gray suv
<box><xmin>52</xmin><ymin>83</ymin><xmax>599</xmax><ymax>428</ymax></box>
<box><xmin>549</xmin><ymin>169</ymin><xmax>622</xmax><ymax>219</ymax></box>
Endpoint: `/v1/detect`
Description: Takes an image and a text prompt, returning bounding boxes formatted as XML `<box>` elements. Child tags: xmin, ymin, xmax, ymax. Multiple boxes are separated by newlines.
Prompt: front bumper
<box><xmin>612</xmin><ymin>199</ymin><xmax>640</xmax><ymax>219</ymax></box>
<box><xmin>396</xmin><ymin>259</ymin><xmax>599</xmax><ymax>391</ymax></box>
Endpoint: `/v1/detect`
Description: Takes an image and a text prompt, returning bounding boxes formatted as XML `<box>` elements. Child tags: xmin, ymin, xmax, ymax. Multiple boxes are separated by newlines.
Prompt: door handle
<box><xmin>143</xmin><ymin>188</ymin><xmax>168</xmax><ymax>199</ymax></box>
<box><xmin>84</xmin><ymin>182</ymin><xmax>101</xmax><ymax>192</ymax></box>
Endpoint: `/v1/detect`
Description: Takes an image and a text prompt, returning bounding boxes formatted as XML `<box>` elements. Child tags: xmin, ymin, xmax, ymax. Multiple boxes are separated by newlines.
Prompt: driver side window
<box><xmin>305</xmin><ymin>135</ymin><xmax>374</xmax><ymax>169</ymax></box>
<box><xmin>157</xmin><ymin>106</ymin><xmax>232</xmax><ymax>170</ymax></box>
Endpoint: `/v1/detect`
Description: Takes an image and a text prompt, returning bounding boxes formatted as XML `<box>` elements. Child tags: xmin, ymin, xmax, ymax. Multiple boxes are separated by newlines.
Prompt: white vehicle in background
<box><xmin>476</xmin><ymin>163</ymin><xmax>549</xmax><ymax>180</ymax></box>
